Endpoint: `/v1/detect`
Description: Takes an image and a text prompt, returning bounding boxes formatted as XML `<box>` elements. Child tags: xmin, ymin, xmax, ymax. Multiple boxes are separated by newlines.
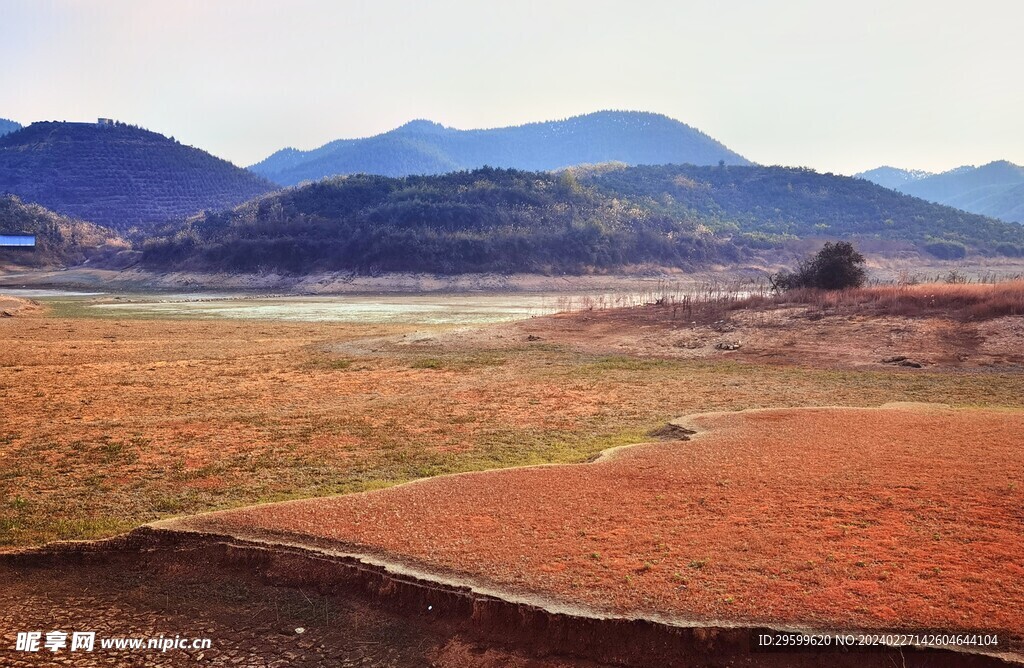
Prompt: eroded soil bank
<box><xmin>0</xmin><ymin>528</ymin><xmax>1014</xmax><ymax>667</ymax></box>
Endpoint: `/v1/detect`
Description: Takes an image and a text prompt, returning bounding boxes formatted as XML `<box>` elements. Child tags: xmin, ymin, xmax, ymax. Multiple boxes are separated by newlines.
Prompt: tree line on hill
<box><xmin>139</xmin><ymin>164</ymin><xmax>1024</xmax><ymax>275</ymax></box>
<box><xmin>856</xmin><ymin>161</ymin><xmax>1024</xmax><ymax>224</ymax></box>
<box><xmin>577</xmin><ymin>164</ymin><xmax>1024</xmax><ymax>259</ymax></box>
<box><xmin>0</xmin><ymin>118</ymin><xmax>21</xmax><ymax>137</ymax></box>
<box><xmin>0</xmin><ymin>195</ymin><xmax>128</xmax><ymax>267</ymax></box>
<box><xmin>141</xmin><ymin>168</ymin><xmax>743</xmax><ymax>273</ymax></box>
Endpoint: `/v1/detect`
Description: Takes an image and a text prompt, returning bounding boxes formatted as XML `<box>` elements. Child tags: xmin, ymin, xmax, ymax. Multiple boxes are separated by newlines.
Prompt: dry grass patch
<box><xmin>750</xmin><ymin>280</ymin><xmax>1024</xmax><ymax>321</ymax></box>
<box><xmin>2</xmin><ymin>309</ymin><xmax>1024</xmax><ymax>546</ymax></box>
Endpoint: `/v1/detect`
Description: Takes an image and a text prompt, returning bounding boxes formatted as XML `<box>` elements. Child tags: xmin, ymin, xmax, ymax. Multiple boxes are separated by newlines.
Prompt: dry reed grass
<box><xmin>761</xmin><ymin>280</ymin><xmax>1024</xmax><ymax>321</ymax></box>
<box><xmin>560</xmin><ymin>277</ymin><xmax>1024</xmax><ymax>323</ymax></box>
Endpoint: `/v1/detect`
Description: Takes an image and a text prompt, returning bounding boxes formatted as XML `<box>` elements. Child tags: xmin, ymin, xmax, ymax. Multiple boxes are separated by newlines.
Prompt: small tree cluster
<box><xmin>771</xmin><ymin>241</ymin><xmax>867</xmax><ymax>291</ymax></box>
<box><xmin>924</xmin><ymin>239</ymin><xmax>968</xmax><ymax>260</ymax></box>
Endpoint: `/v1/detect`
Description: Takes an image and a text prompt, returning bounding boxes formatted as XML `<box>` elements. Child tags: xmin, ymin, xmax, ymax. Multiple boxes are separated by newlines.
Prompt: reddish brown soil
<box><xmin>0</xmin><ymin>295</ymin><xmax>40</xmax><ymax>317</ymax></box>
<box><xmin>168</xmin><ymin>405</ymin><xmax>1024</xmax><ymax>649</ymax></box>
<box><xmin>4</xmin><ymin>290</ymin><xmax>1023</xmax><ymax>665</ymax></box>
<box><xmin>445</xmin><ymin>302</ymin><xmax>1024</xmax><ymax>370</ymax></box>
<box><xmin>0</xmin><ymin>538</ymin><xmax>599</xmax><ymax>668</ymax></box>
<box><xmin>11</xmin><ymin>302</ymin><xmax>1020</xmax><ymax>548</ymax></box>
<box><xmin>1</xmin><ymin>530</ymin><xmax>1006</xmax><ymax>668</ymax></box>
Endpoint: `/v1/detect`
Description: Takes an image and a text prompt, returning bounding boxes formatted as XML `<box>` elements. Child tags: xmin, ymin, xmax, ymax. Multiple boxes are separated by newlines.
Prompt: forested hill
<box><xmin>577</xmin><ymin>164</ymin><xmax>1024</xmax><ymax>258</ymax></box>
<box><xmin>0</xmin><ymin>195</ymin><xmax>128</xmax><ymax>267</ymax></box>
<box><xmin>0</xmin><ymin>118</ymin><xmax>21</xmax><ymax>137</ymax></box>
<box><xmin>0</xmin><ymin>121</ymin><xmax>275</xmax><ymax>230</ymax></box>
<box><xmin>249</xmin><ymin>111</ymin><xmax>751</xmax><ymax>185</ymax></box>
<box><xmin>141</xmin><ymin>164</ymin><xmax>1024</xmax><ymax>275</ymax></box>
<box><xmin>142</xmin><ymin>168</ymin><xmax>744</xmax><ymax>273</ymax></box>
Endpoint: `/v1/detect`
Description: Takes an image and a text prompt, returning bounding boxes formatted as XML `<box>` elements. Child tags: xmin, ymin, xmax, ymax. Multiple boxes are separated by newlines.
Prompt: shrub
<box><xmin>924</xmin><ymin>239</ymin><xmax>968</xmax><ymax>259</ymax></box>
<box><xmin>994</xmin><ymin>242</ymin><xmax>1024</xmax><ymax>257</ymax></box>
<box><xmin>771</xmin><ymin>241</ymin><xmax>867</xmax><ymax>291</ymax></box>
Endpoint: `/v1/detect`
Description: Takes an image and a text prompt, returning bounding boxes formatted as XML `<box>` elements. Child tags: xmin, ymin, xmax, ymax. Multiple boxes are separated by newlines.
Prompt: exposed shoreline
<box><xmin>0</xmin><ymin>266</ymin><xmax>772</xmax><ymax>295</ymax></box>
<box><xmin>4</xmin><ymin>257</ymin><xmax>1024</xmax><ymax>296</ymax></box>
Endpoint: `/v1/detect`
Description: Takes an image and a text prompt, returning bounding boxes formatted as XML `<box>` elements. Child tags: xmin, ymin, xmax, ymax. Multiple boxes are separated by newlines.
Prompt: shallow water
<box><xmin>88</xmin><ymin>294</ymin><xmax>572</xmax><ymax>325</ymax></box>
<box><xmin>5</xmin><ymin>286</ymin><xmax>753</xmax><ymax>325</ymax></box>
<box><xmin>1</xmin><ymin>288</ymin><xmax>107</xmax><ymax>298</ymax></box>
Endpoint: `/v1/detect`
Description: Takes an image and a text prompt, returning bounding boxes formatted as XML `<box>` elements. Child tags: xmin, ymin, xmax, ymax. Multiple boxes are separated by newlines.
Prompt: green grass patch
<box><xmin>410</xmin><ymin>357</ymin><xmax>445</xmax><ymax>370</ymax></box>
<box><xmin>409</xmin><ymin>352</ymin><xmax>508</xmax><ymax>371</ymax></box>
<box><xmin>581</xmin><ymin>355</ymin><xmax>677</xmax><ymax>372</ymax></box>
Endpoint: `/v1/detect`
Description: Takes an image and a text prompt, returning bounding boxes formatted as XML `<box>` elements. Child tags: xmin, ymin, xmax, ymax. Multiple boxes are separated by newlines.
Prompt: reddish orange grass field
<box><xmin>171</xmin><ymin>405</ymin><xmax>1024</xmax><ymax>647</ymax></box>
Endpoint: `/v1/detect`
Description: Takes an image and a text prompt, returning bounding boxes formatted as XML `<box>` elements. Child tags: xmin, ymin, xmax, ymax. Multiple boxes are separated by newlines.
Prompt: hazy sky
<box><xmin>2</xmin><ymin>0</ymin><xmax>1022</xmax><ymax>173</ymax></box>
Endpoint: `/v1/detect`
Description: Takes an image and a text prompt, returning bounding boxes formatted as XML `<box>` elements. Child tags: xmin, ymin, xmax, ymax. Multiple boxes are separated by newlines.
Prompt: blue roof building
<box><xmin>0</xmin><ymin>234</ymin><xmax>36</xmax><ymax>247</ymax></box>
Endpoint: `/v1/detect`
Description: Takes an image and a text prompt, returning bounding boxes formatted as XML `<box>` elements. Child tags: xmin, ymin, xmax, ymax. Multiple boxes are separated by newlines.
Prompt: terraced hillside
<box><xmin>0</xmin><ymin>121</ymin><xmax>274</xmax><ymax>230</ymax></box>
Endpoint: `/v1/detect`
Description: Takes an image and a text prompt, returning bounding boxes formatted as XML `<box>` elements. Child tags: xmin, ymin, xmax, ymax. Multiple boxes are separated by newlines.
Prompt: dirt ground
<box><xmin>0</xmin><ymin>267</ymin><xmax>759</xmax><ymax>295</ymax></box>
<box><xmin>165</xmin><ymin>405</ymin><xmax>1024</xmax><ymax>649</ymax></box>
<box><xmin>442</xmin><ymin>302</ymin><xmax>1024</xmax><ymax>371</ymax></box>
<box><xmin>1</xmin><ymin>531</ymin><xmax>1001</xmax><ymax>668</ymax></box>
<box><xmin>0</xmin><ymin>545</ymin><xmax>601</xmax><ymax>668</ymax></box>
<box><xmin>4</xmin><ymin>298</ymin><xmax>1022</xmax><ymax>547</ymax></box>
<box><xmin>0</xmin><ymin>295</ymin><xmax>41</xmax><ymax>317</ymax></box>
<box><xmin>2</xmin><ymin>289</ymin><xmax>1023</xmax><ymax>665</ymax></box>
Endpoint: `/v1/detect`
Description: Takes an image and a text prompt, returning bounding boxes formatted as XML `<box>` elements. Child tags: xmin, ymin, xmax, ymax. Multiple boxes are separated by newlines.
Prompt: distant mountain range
<box><xmin>0</xmin><ymin>121</ymin><xmax>274</xmax><ymax>230</ymax></box>
<box><xmin>853</xmin><ymin>166</ymin><xmax>936</xmax><ymax>190</ymax></box>
<box><xmin>856</xmin><ymin>161</ymin><xmax>1024</xmax><ymax>223</ymax></box>
<box><xmin>141</xmin><ymin>164</ymin><xmax>1024</xmax><ymax>275</ymax></box>
<box><xmin>0</xmin><ymin>118</ymin><xmax>21</xmax><ymax>137</ymax></box>
<box><xmin>3</xmin><ymin>111</ymin><xmax>1022</xmax><ymax>274</ymax></box>
<box><xmin>249</xmin><ymin>111</ymin><xmax>751</xmax><ymax>186</ymax></box>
